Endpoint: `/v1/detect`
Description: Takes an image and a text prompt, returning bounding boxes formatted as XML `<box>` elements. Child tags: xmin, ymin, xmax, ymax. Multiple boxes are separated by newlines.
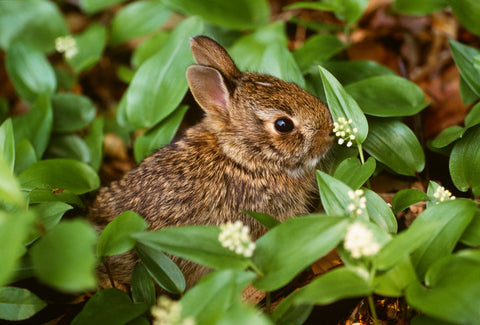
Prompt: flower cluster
<box><xmin>347</xmin><ymin>189</ymin><xmax>367</xmax><ymax>216</ymax></box>
<box><xmin>151</xmin><ymin>296</ymin><xmax>195</xmax><ymax>325</ymax></box>
<box><xmin>333</xmin><ymin>117</ymin><xmax>358</xmax><ymax>147</ymax></box>
<box><xmin>55</xmin><ymin>35</ymin><xmax>78</xmax><ymax>59</ymax></box>
<box><xmin>218</xmin><ymin>220</ymin><xmax>256</xmax><ymax>258</ymax></box>
<box><xmin>344</xmin><ymin>222</ymin><xmax>380</xmax><ymax>259</ymax></box>
<box><xmin>433</xmin><ymin>186</ymin><xmax>456</xmax><ymax>204</ymax></box>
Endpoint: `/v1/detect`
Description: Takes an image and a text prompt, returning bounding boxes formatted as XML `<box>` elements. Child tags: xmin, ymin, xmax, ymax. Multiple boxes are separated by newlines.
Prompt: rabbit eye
<box><xmin>274</xmin><ymin>117</ymin><xmax>295</xmax><ymax>134</ymax></box>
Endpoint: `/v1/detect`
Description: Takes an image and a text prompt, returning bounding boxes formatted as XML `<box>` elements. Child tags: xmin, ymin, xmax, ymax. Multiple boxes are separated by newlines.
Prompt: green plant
<box><xmin>0</xmin><ymin>0</ymin><xmax>479</xmax><ymax>324</ymax></box>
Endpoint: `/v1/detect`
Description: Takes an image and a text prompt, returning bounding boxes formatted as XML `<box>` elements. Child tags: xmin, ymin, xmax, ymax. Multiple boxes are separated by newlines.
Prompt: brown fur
<box><xmin>88</xmin><ymin>36</ymin><xmax>334</xmax><ymax>289</ymax></box>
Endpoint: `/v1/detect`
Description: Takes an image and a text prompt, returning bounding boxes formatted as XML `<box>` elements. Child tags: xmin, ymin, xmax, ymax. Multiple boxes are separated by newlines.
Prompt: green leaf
<box><xmin>134</xmin><ymin>105</ymin><xmax>188</xmax><ymax>163</ymax></box>
<box><xmin>346</xmin><ymin>75</ymin><xmax>427</xmax><ymax>117</ymax></box>
<box><xmin>285</xmin><ymin>2</ymin><xmax>337</xmax><ymax>11</ymax></box>
<box><xmin>133</xmin><ymin>226</ymin><xmax>250</xmax><ymax>270</ymax></box>
<box><xmin>461</xmin><ymin>210</ymin><xmax>480</xmax><ymax>246</ymax></box>
<box><xmin>131</xmin><ymin>263</ymin><xmax>156</xmax><ymax>307</ymax></box>
<box><xmin>448</xmin><ymin>0</ymin><xmax>480</xmax><ymax>36</ymax></box>
<box><xmin>338</xmin><ymin>0</ymin><xmax>370</xmax><ymax>24</ymax></box>
<box><xmin>79</xmin><ymin>0</ymin><xmax>127</xmax><ymax>13</ymax></box>
<box><xmin>260</xmin><ymin>42</ymin><xmax>306</xmax><ymax>88</ymax></box>
<box><xmin>97</xmin><ymin>211</ymin><xmax>148</xmax><ymax>257</ymax></box>
<box><xmin>242</xmin><ymin>210</ymin><xmax>280</xmax><ymax>229</ymax></box>
<box><xmin>72</xmin><ymin>288</ymin><xmax>148</xmax><ymax>325</ymax></box>
<box><xmin>465</xmin><ymin>101</ymin><xmax>480</xmax><ymax>129</ymax></box>
<box><xmin>51</xmin><ymin>93</ymin><xmax>97</xmax><ymax>133</ymax></box>
<box><xmin>411</xmin><ymin>315</ymin><xmax>457</xmax><ymax>325</ymax></box>
<box><xmin>216</xmin><ymin>299</ymin><xmax>273</xmax><ymax>325</ymax></box>
<box><xmin>431</xmin><ymin>125</ymin><xmax>465</xmax><ymax>148</ymax></box>
<box><xmin>294</xmin><ymin>266</ymin><xmax>372</xmax><ymax>305</ymax></box>
<box><xmin>363</xmin><ymin>188</ymin><xmax>397</xmax><ymax>233</ymax></box>
<box><xmin>449</xmin><ymin>40</ymin><xmax>480</xmax><ymax>97</ymax></box>
<box><xmin>27</xmin><ymin>202</ymin><xmax>73</xmax><ymax>244</ymax></box>
<box><xmin>30</xmin><ymin>219</ymin><xmax>97</xmax><ymax>292</ymax></box>
<box><xmin>363</xmin><ymin>118</ymin><xmax>425</xmax><ymax>176</ymax></box>
<box><xmin>449</xmin><ymin>125</ymin><xmax>480</xmax><ymax>195</ymax></box>
<box><xmin>28</xmin><ymin>189</ymin><xmax>85</xmax><ymax>208</ymax></box>
<box><xmin>0</xmin><ymin>211</ymin><xmax>34</xmax><ymax>286</ymax></box>
<box><xmin>0</xmin><ymin>118</ymin><xmax>15</xmax><ymax>171</ymax></box>
<box><xmin>66</xmin><ymin>24</ymin><xmax>107</xmax><ymax>74</ymax></box>
<box><xmin>135</xmin><ymin>243</ymin><xmax>185</xmax><ymax>294</ymax></box>
<box><xmin>131</xmin><ymin>31</ymin><xmax>170</xmax><ymax>68</ymax></box>
<box><xmin>181</xmin><ymin>270</ymin><xmax>256</xmax><ymax>325</ymax></box>
<box><xmin>163</xmin><ymin>0</ymin><xmax>269</xmax><ymax>30</ymax></box>
<box><xmin>319</xmin><ymin>66</ymin><xmax>368</xmax><ymax>143</ymax></box>
<box><xmin>12</xmin><ymin>94</ymin><xmax>53</xmax><ymax>159</ymax></box>
<box><xmin>373</xmin><ymin>256</ymin><xmax>417</xmax><ymax>297</ymax></box>
<box><xmin>406</xmin><ymin>252</ymin><xmax>480</xmax><ymax>324</ymax></box>
<box><xmin>85</xmin><ymin>117</ymin><xmax>104</xmax><ymax>172</ymax></box>
<box><xmin>6</xmin><ymin>42</ymin><xmax>56</xmax><ymax>103</ymax></box>
<box><xmin>0</xmin><ymin>156</ymin><xmax>24</xmax><ymax>207</ymax></box>
<box><xmin>0</xmin><ymin>0</ymin><xmax>67</xmax><ymax>52</ymax></box>
<box><xmin>14</xmin><ymin>139</ymin><xmax>37</xmax><ymax>174</ymax></box>
<box><xmin>110</xmin><ymin>0</ymin><xmax>171</xmax><ymax>46</ymax></box>
<box><xmin>125</xmin><ymin>17</ymin><xmax>203</xmax><ymax>129</ymax></box>
<box><xmin>294</xmin><ymin>34</ymin><xmax>345</xmax><ymax>73</ymax></box>
<box><xmin>334</xmin><ymin>156</ymin><xmax>375</xmax><ymax>189</ymax></box>
<box><xmin>393</xmin><ymin>0</ymin><xmax>446</xmax><ymax>15</ymax></box>
<box><xmin>45</xmin><ymin>134</ymin><xmax>91</xmax><ymax>163</ymax></box>
<box><xmin>391</xmin><ymin>189</ymin><xmax>429</xmax><ymax>214</ymax></box>
<box><xmin>320</xmin><ymin>60</ymin><xmax>396</xmax><ymax>86</ymax></box>
<box><xmin>0</xmin><ymin>287</ymin><xmax>46</xmax><ymax>321</ymax></box>
<box><xmin>19</xmin><ymin>158</ymin><xmax>99</xmax><ymax>194</ymax></box>
<box><xmin>253</xmin><ymin>215</ymin><xmax>349</xmax><ymax>291</ymax></box>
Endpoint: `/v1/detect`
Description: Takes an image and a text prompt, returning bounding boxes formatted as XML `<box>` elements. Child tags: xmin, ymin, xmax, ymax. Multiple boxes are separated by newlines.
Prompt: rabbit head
<box><xmin>186</xmin><ymin>36</ymin><xmax>334</xmax><ymax>175</ymax></box>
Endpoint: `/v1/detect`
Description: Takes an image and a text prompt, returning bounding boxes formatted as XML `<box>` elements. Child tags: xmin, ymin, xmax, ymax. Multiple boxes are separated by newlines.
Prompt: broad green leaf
<box><xmin>6</xmin><ymin>42</ymin><xmax>56</xmax><ymax>102</ymax></box>
<box><xmin>449</xmin><ymin>40</ymin><xmax>480</xmax><ymax>97</ymax></box>
<box><xmin>411</xmin><ymin>315</ymin><xmax>457</xmax><ymax>325</ymax></box>
<box><xmin>448</xmin><ymin>0</ymin><xmax>480</xmax><ymax>36</ymax></box>
<box><xmin>28</xmin><ymin>189</ymin><xmax>84</xmax><ymax>208</ymax></box>
<box><xmin>0</xmin><ymin>287</ymin><xmax>46</xmax><ymax>321</ymax></box>
<box><xmin>363</xmin><ymin>189</ymin><xmax>397</xmax><ymax>233</ymax></box>
<box><xmin>126</xmin><ymin>17</ymin><xmax>203</xmax><ymax>129</ymax></box>
<box><xmin>449</xmin><ymin>125</ymin><xmax>480</xmax><ymax>195</ymax></box>
<box><xmin>253</xmin><ymin>216</ymin><xmax>349</xmax><ymax>291</ymax></box>
<box><xmin>27</xmin><ymin>202</ymin><xmax>73</xmax><ymax>244</ymax></box>
<box><xmin>136</xmin><ymin>243</ymin><xmax>185</xmax><ymax>294</ymax></box>
<box><xmin>431</xmin><ymin>125</ymin><xmax>465</xmax><ymax>148</ymax></box>
<box><xmin>216</xmin><ymin>299</ymin><xmax>273</xmax><ymax>325</ymax></box>
<box><xmin>230</xmin><ymin>22</ymin><xmax>287</xmax><ymax>72</ymax></box>
<box><xmin>346</xmin><ymin>75</ymin><xmax>427</xmax><ymax>117</ymax></box>
<box><xmin>181</xmin><ymin>270</ymin><xmax>256</xmax><ymax>325</ymax></box>
<box><xmin>337</xmin><ymin>0</ymin><xmax>369</xmax><ymax>24</ymax></box>
<box><xmin>45</xmin><ymin>134</ymin><xmax>91</xmax><ymax>163</ymax></box>
<box><xmin>272</xmin><ymin>297</ymin><xmax>313</xmax><ymax>325</ymax></box>
<box><xmin>134</xmin><ymin>105</ymin><xmax>188</xmax><ymax>163</ymax></box>
<box><xmin>363</xmin><ymin>119</ymin><xmax>425</xmax><ymax>176</ymax></box>
<box><xmin>373</xmin><ymin>256</ymin><xmax>417</xmax><ymax>297</ymax></box>
<box><xmin>260</xmin><ymin>42</ymin><xmax>306</xmax><ymax>88</ymax></box>
<box><xmin>391</xmin><ymin>189</ymin><xmax>429</xmax><ymax>214</ymax></box>
<box><xmin>0</xmin><ymin>118</ymin><xmax>14</xmax><ymax>171</ymax></box>
<box><xmin>110</xmin><ymin>0</ymin><xmax>171</xmax><ymax>45</ymax></box>
<box><xmin>465</xmin><ymin>101</ymin><xmax>480</xmax><ymax>129</ymax></box>
<box><xmin>14</xmin><ymin>139</ymin><xmax>37</xmax><ymax>174</ymax></box>
<box><xmin>133</xmin><ymin>226</ymin><xmax>250</xmax><ymax>270</ymax></box>
<box><xmin>97</xmin><ymin>211</ymin><xmax>148</xmax><ymax>257</ymax></box>
<box><xmin>461</xmin><ymin>210</ymin><xmax>480</xmax><ymax>246</ymax></box>
<box><xmin>320</xmin><ymin>60</ymin><xmax>395</xmax><ymax>86</ymax></box>
<box><xmin>333</xmin><ymin>156</ymin><xmax>375</xmax><ymax>189</ymax></box>
<box><xmin>19</xmin><ymin>159</ymin><xmax>99</xmax><ymax>195</ymax></box>
<box><xmin>163</xmin><ymin>0</ymin><xmax>269</xmax><ymax>30</ymax></box>
<box><xmin>294</xmin><ymin>267</ymin><xmax>372</xmax><ymax>305</ymax></box>
<box><xmin>294</xmin><ymin>34</ymin><xmax>345</xmax><ymax>73</ymax></box>
<box><xmin>285</xmin><ymin>2</ymin><xmax>337</xmax><ymax>11</ymax></box>
<box><xmin>71</xmin><ymin>288</ymin><xmax>148</xmax><ymax>325</ymax></box>
<box><xmin>85</xmin><ymin>117</ymin><xmax>104</xmax><ymax>172</ymax></box>
<box><xmin>66</xmin><ymin>24</ymin><xmax>107</xmax><ymax>73</ymax></box>
<box><xmin>79</xmin><ymin>0</ymin><xmax>127</xmax><ymax>14</ymax></box>
<box><xmin>242</xmin><ymin>210</ymin><xmax>280</xmax><ymax>229</ymax></box>
<box><xmin>131</xmin><ymin>263</ymin><xmax>156</xmax><ymax>307</ymax></box>
<box><xmin>132</xmin><ymin>31</ymin><xmax>170</xmax><ymax>68</ymax></box>
<box><xmin>393</xmin><ymin>0</ymin><xmax>446</xmax><ymax>14</ymax></box>
<box><xmin>406</xmin><ymin>252</ymin><xmax>480</xmax><ymax>324</ymax></box>
<box><xmin>12</xmin><ymin>94</ymin><xmax>53</xmax><ymax>158</ymax></box>
<box><xmin>0</xmin><ymin>0</ymin><xmax>67</xmax><ymax>52</ymax></box>
<box><xmin>0</xmin><ymin>156</ymin><xmax>24</xmax><ymax>207</ymax></box>
<box><xmin>319</xmin><ymin>66</ymin><xmax>368</xmax><ymax>143</ymax></box>
<box><xmin>0</xmin><ymin>211</ymin><xmax>34</xmax><ymax>286</ymax></box>
<box><xmin>51</xmin><ymin>93</ymin><xmax>96</xmax><ymax>133</ymax></box>
<box><xmin>30</xmin><ymin>219</ymin><xmax>97</xmax><ymax>292</ymax></box>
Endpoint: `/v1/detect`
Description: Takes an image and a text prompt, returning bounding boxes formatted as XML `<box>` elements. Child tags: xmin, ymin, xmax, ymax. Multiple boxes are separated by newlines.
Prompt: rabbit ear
<box><xmin>186</xmin><ymin>65</ymin><xmax>230</xmax><ymax>116</ymax></box>
<box><xmin>190</xmin><ymin>36</ymin><xmax>241</xmax><ymax>81</ymax></box>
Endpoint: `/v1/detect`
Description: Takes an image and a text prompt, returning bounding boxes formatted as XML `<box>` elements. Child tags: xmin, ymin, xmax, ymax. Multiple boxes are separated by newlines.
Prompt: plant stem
<box><xmin>368</xmin><ymin>294</ymin><xmax>379</xmax><ymax>325</ymax></box>
<box><xmin>249</xmin><ymin>261</ymin><xmax>264</xmax><ymax>277</ymax></box>
<box><xmin>357</xmin><ymin>142</ymin><xmax>365</xmax><ymax>165</ymax></box>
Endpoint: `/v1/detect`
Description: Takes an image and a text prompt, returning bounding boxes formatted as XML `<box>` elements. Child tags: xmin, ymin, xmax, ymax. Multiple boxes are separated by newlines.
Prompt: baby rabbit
<box><xmin>89</xmin><ymin>35</ymin><xmax>334</xmax><ymax>289</ymax></box>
